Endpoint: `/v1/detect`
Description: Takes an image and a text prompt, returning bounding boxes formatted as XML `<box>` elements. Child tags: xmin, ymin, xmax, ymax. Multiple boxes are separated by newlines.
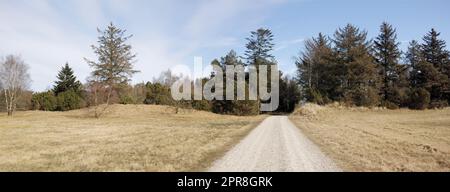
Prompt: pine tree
<box><xmin>277</xmin><ymin>73</ymin><xmax>301</xmax><ymax>113</ymax></box>
<box><xmin>53</xmin><ymin>63</ymin><xmax>82</xmax><ymax>96</ymax></box>
<box><xmin>85</xmin><ymin>22</ymin><xmax>139</xmax><ymax>117</ymax></box>
<box><xmin>210</xmin><ymin>50</ymin><xmax>259</xmax><ymax>115</ymax></box>
<box><xmin>244</xmin><ymin>28</ymin><xmax>275</xmax><ymax>66</ymax></box>
<box><xmin>421</xmin><ymin>28</ymin><xmax>449</xmax><ymax>105</ymax></box>
<box><xmin>422</xmin><ymin>29</ymin><xmax>449</xmax><ymax>73</ymax></box>
<box><xmin>296</xmin><ymin>33</ymin><xmax>334</xmax><ymax>103</ymax></box>
<box><xmin>243</xmin><ymin>28</ymin><xmax>278</xmax><ymax>113</ymax></box>
<box><xmin>211</xmin><ymin>50</ymin><xmax>241</xmax><ymax>114</ymax></box>
<box><xmin>333</xmin><ymin>24</ymin><xmax>379</xmax><ymax>106</ymax></box>
<box><xmin>406</xmin><ymin>40</ymin><xmax>423</xmax><ymax>88</ymax></box>
<box><xmin>374</xmin><ymin>22</ymin><xmax>402</xmax><ymax>106</ymax></box>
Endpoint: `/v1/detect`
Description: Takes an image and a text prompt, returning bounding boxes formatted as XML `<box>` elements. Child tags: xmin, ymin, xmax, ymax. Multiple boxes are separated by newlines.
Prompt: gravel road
<box><xmin>208</xmin><ymin>116</ymin><xmax>341</xmax><ymax>172</ymax></box>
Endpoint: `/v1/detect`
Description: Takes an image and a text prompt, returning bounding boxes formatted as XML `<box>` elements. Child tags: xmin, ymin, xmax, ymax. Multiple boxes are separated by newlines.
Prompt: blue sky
<box><xmin>0</xmin><ymin>0</ymin><xmax>448</xmax><ymax>91</ymax></box>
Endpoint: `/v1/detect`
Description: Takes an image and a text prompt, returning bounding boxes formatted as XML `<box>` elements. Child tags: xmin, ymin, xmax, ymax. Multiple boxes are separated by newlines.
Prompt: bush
<box><xmin>232</xmin><ymin>100</ymin><xmax>260</xmax><ymax>116</ymax></box>
<box><xmin>409</xmin><ymin>88</ymin><xmax>430</xmax><ymax>110</ymax></box>
<box><xmin>31</xmin><ymin>91</ymin><xmax>57</xmax><ymax>111</ymax></box>
<box><xmin>343</xmin><ymin>87</ymin><xmax>380</xmax><ymax>107</ymax></box>
<box><xmin>192</xmin><ymin>100</ymin><xmax>211</xmax><ymax>111</ymax></box>
<box><xmin>306</xmin><ymin>88</ymin><xmax>327</xmax><ymax>105</ymax></box>
<box><xmin>119</xmin><ymin>95</ymin><xmax>135</xmax><ymax>105</ymax></box>
<box><xmin>144</xmin><ymin>82</ymin><xmax>174</xmax><ymax>105</ymax></box>
<box><xmin>56</xmin><ymin>90</ymin><xmax>83</xmax><ymax>111</ymax></box>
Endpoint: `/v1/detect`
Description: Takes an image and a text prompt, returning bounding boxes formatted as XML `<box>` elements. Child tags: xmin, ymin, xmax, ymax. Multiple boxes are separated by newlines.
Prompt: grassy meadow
<box><xmin>0</xmin><ymin>105</ymin><xmax>265</xmax><ymax>171</ymax></box>
<box><xmin>290</xmin><ymin>104</ymin><xmax>450</xmax><ymax>172</ymax></box>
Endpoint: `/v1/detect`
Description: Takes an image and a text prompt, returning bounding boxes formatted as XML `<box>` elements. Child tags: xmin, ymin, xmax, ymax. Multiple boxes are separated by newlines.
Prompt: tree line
<box><xmin>1</xmin><ymin>22</ymin><xmax>448</xmax><ymax>117</ymax></box>
<box><xmin>0</xmin><ymin>23</ymin><xmax>300</xmax><ymax>117</ymax></box>
<box><xmin>296</xmin><ymin>23</ymin><xmax>449</xmax><ymax>109</ymax></box>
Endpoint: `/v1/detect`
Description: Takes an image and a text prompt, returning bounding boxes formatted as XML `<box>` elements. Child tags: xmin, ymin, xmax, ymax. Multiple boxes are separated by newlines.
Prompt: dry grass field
<box><xmin>0</xmin><ymin>105</ymin><xmax>265</xmax><ymax>171</ymax></box>
<box><xmin>290</xmin><ymin>103</ymin><xmax>450</xmax><ymax>172</ymax></box>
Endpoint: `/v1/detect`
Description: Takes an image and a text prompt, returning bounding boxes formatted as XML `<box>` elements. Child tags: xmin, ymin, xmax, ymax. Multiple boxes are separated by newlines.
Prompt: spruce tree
<box><xmin>85</xmin><ymin>22</ymin><xmax>139</xmax><ymax>117</ymax></box>
<box><xmin>421</xmin><ymin>29</ymin><xmax>449</xmax><ymax>104</ymax></box>
<box><xmin>211</xmin><ymin>50</ymin><xmax>260</xmax><ymax>115</ymax></box>
<box><xmin>422</xmin><ymin>29</ymin><xmax>449</xmax><ymax>72</ymax></box>
<box><xmin>333</xmin><ymin>24</ymin><xmax>379</xmax><ymax>106</ymax></box>
<box><xmin>296</xmin><ymin>33</ymin><xmax>334</xmax><ymax>103</ymax></box>
<box><xmin>406</xmin><ymin>40</ymin><xmax>423</xmax><ymax>88</ymax></box>
<box><xmin>53</xmin><ymin>62</ymin><xmax>82</xmax><ymax>96</ymax></box>
<box><xmin>373</xmin><ymin>22</ymin><xmax>402</xmax><ymax>106</ymax></box>
<box><xmin>244</xmin><ymin>28</ymin><xmax>277</xmax><ymax>113</ymax></box>
<box><xmin>244</xmin><ymin>28</ymin><xmax>275</xmax><ymax>66</ymax></box>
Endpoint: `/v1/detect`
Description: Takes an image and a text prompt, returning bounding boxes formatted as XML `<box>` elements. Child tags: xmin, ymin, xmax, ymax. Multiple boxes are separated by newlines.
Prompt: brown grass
<box><xmin>0</xmin><ymin>105</ymin><xmax>265</xmax><ymax>172</ymax></box>
<box><xmin>290</xmin><ymin>103</ymin><xmax>450</xmax><ymax>172</ymax></box>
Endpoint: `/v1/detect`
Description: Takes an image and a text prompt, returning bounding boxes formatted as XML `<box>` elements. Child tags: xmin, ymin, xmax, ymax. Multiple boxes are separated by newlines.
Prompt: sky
<box><xmin>0</xmin><ymin>0</ymin><xmax>449</xmax><ymax>91</ymax></box>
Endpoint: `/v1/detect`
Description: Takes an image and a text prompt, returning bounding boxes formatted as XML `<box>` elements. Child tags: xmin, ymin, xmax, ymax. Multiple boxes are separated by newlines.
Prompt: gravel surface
<box><xmin>208</xmin><ymin>116</ymin><xmax>341</xmax><ymax>172</ymax></box>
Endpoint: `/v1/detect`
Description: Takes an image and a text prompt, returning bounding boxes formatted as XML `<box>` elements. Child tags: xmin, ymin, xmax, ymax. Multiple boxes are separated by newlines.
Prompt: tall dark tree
<box><xmin>85</xmin><ymin>22</ymin><xmax>139</xmax><ymax>117</ymax></box>
<box><xmin>277</xmin><ymin>73</ymin><xmax>301</xmax><ymax>113</ymax></box>
<box><xmin>211</xmin><ymin>50</ymin><xmax>259</xmax><ymax>115</ymax></box>
<box><xmin>244</xmin><ymin>28</ymin><xmax>278</xmax><ymax>113</ymax></box>
<box><xmin>296</xmin><ymin>33</ymin><xmax>334</xmax><ymax>103</ymax></box>
<box><xmin>211</xmin><ymin>50</ymin><xmax>241</xmax><ymax>114</ymax></box>
<box><xmin>244</xmin><ymin>28</ymin><xmax>275</xmax><ymax>66</ymax></box>
<box><xmin>53</xmin><ymin>63</ymin><xmax>82</xmax><ymax>96</ymax></box>
<box><xmin>374</xmin><ymin>22</ymin><xmax>403</xmax><ymax>106</ymax></box>
<box><xmin>421</xmin><ymin>29</ymin><xmax>449</xmax><ymax>104</ymax></box>
<box><xmin>422</xmin><ymin>29</ymin><xmax>450</xmax><ymax>73</ymax></box>
<box><xmin>333</xmin><ymin>24</ymin><xmax>379</xmax><ymax>106</ymax></box>
<box><xmin>406</xmin><ymin>40</ymin><xmax>423</xmax><ymax>88</ymax></box>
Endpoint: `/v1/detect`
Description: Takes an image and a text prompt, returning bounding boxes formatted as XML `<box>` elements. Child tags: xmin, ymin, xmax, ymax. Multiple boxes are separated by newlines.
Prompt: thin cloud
<box><xmin>275</xmin><ymin>38</ymin><xmax>305</xmax><ymax>51</ymax></box>
<box><xmin>0</xmin><ymin>0</ymin><xmax>290</xmax><ymax>91</ymax></box>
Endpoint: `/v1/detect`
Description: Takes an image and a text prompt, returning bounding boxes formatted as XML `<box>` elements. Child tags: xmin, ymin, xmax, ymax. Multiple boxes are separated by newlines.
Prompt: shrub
<box><xmin>192</xmin><ymin>100</ymin><xmax>211</xmax><ymax>111</ymax></box>
<box><xmin>343</xmin><ymin>87</ymin><xmax>380</xmax><ymax>107</ymax></box>
<box><xmin>144</xmin><ymin>82</ymin><xmax>174</xmax><ymax>105</ymax></box>
<box><xmin>306</xmin><ymin>88</ymin><xmax>327</xmax><ymax>105</ymax></box>
<box><xmin>119</xmin><ymin>95</ymin><xmax>135</xmax><ymax>105</ymax></box>
<box><xmin>232</xmin><ymin>100</ymin><xmax>260</xmax><ymax>116</ymax></box>
<box><xmin>56</xmin><ymin>90</ymin><xmax>83</xmax><ymax>111</ymax></box>
<box><xmin>409</xmin><ymin>88</ymin><xmax>430</xmax><ymax>110</ymax></box>
<box><xmin>31</xmin><ymin>91</ymin><xmax>57</xmax><ymax>111</ymax></box>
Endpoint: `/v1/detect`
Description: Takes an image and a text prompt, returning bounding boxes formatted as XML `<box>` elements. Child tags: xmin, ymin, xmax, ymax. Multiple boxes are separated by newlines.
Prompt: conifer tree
<box><xmin>421</xmin><ymin>29</ymin><xmax>449</xmax><ymax>105</ymax></box>
<box><xmin>85</xmin><ymin>22</ymin><xmax>139</xmax><ymax>117</ymax></box>
<box><xmin>296</xmin><ymin>33</ymin><xmax>334</xmax><ymax>103</ymax></box>
<box><xmin>406</xmin><ymin>40</ymin><xmax>423</xmax><ymax>88</ymax></box>
<box><xmin>422</xmin><ymin>29</ymin><xmax>449</xmax><ymax>73</ymax></box>
<box><xmin>53</xmin><ymin>62</ymin><xmax>82</xmax><ymax>96</ymax></box>
<box><xmin>332</xmin><ymin>24</ymin><xmax>379</xmax><ymax>106</ymax></box>
<box><xmin>244</xmin><ymin>28</ymin><xmax>275</xmax><ymax>66</ymax></box>
<box><xmin>374</xmin><ymin>22</ymin><xmax>402</xmax><ymax>106</ymax></box>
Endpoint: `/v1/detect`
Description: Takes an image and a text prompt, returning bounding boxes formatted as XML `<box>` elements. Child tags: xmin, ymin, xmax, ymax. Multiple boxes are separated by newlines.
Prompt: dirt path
<box><xmin>208</xmin><ymin>116</ymin><xmax>341</xmax><ymax>172</ymax></box>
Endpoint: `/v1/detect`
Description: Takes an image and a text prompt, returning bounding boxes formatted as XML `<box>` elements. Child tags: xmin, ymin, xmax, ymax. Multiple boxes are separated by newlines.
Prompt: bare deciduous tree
<box><xmin>0</xmin><ymin>55</ymin><xmax>31</xmax><ymax>116</ymax></box>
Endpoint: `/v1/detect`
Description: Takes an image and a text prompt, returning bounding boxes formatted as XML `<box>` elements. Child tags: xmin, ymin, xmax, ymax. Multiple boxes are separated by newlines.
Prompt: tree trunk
<box><xmin>4</xmin><ymin>89</ymin><xmax>9</xmax><ymax>116</ymax></box>
<box><xmin>9</xmin><ymin>94</ymin><xmax>15</xmax><ymax>116</ymax></box>
<box><xmin>94</xmin><ymin>84</ymin><xmax>113</xmax><ymax>118</ymax></box>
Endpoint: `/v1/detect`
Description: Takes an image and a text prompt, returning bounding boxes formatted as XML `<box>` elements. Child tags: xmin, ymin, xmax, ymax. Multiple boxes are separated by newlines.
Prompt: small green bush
<box><xmin>56</xmin><ymin>90</ymin><xmax>83</xmax><ymax>111</ymax></box>
<box><xmin>119</xmin><ymin>95</ymin><xmax>135</xmax><ymax>105</ymax></box>
<box><xmin>31</xmin><ymin>91</ymin><xmax>57</xmax><ymax>111</ymax></box>
<box><xmin>192</xmin><ymin>100</ymin><xmax>212</xmax><ymax>111</ymax></box>
<box><xmin>144</xmin><ymin>83</ymin><xmax>174</xmax><ymax>105</ymax></box>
